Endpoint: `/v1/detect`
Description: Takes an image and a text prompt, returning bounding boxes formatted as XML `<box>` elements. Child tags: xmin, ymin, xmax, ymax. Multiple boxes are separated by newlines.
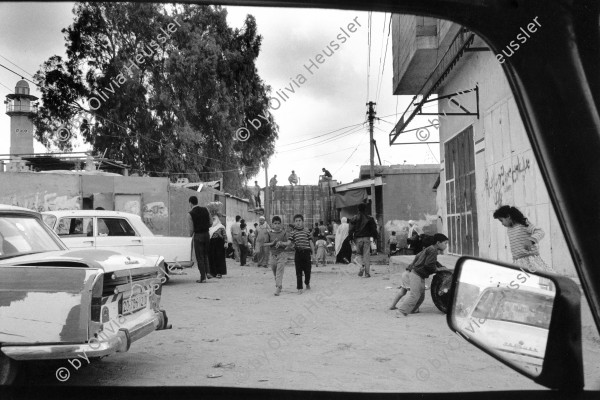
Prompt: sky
<box><xmin>0</xmin><ymin>3</ymin><xmax>441</xmax><ymax>186</ymax></box>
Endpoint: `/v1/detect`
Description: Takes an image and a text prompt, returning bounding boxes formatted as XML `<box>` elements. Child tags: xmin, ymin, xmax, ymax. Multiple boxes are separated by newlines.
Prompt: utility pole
<box><xmin>264</xmin><ymin>161</ymin><xmax>270</xmax><ymax>221</ymax></box>
<box><xmin>367</xmin><ymin>101</ymin><xmax>377</xmax><ymax>220</ymax></box>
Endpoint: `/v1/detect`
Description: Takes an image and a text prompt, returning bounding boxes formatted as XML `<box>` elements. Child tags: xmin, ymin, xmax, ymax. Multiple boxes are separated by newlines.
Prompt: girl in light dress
<box><xmin>493</xmin><ymin>205</ymin><xmax>554</xmax><ymax>273</ymax></box>
<box><xmin>315</xmin><ymin>235</ymin><xmax>328</xmax><ymax>267</ymax></box>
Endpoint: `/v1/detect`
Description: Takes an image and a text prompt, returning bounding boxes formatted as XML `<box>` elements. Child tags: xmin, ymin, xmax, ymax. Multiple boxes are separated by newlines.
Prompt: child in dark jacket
<box><xmin>396</xmin><ymin>233</ymin><xmax>450</xmax><ymax>317</ymax></box>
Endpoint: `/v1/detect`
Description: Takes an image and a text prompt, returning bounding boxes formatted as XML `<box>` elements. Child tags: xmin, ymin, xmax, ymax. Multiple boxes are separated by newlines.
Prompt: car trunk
<box><xmin>0</xmin><ymin>265</ymin><xmax>98</xmax><ymax>344</ymax></box>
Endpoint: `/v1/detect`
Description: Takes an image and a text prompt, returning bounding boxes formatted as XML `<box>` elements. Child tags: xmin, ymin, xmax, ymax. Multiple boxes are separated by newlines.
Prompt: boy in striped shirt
<box><xmin>283</xmin><ymin>214</ymin><xmax>316</xmax><ymax>294</ymax></box>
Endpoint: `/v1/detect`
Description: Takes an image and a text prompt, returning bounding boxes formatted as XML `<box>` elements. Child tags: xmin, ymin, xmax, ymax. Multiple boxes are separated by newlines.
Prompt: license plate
<box><xmin>122</xmin><ymin>293</ymin><xmax>148</xmax><ymax>315</ymax></box>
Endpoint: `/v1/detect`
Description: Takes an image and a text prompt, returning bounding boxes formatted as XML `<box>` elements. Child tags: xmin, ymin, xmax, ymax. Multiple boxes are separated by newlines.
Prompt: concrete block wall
<box><xmin>0</xmin><ymin>172</ymin><xmax>254</xmax><ymax>240</ymax></box>
<box><xmin>0</xmin><ymin>172</ymin><xmax>81</xmax><ymax>212</ymax></box>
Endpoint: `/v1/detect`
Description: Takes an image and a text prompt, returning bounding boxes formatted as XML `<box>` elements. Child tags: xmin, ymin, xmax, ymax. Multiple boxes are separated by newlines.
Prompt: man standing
<box><xmin>253</xmin><ymin>181</ymin><xmax>262</xmax><ymax>209</ymax></box>
<box><xmin>269</xmin><ymin>175</ymin><xmax>278</xmax><ymax>201</ymax></box>
<box><xmin>188</xmin><ymin>196</ymin><xmax>212</xmax><ymax>283</ymax></box>
<box><xmin>230</xmin><ymin>215</ymin><xmax>242</xmax><ymax>262</ymax></box>
<box><xmin>349</xmin><ymin>203</ymin><xmax>379</xmax><ymax>278</ymax></box>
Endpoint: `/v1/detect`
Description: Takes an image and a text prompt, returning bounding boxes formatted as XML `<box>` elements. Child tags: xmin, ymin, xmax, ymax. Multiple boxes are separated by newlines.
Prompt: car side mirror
<box><xmin>446</xmin><ymin>257</ymin><xmax>583</xmax><ymax>391</ymax></box>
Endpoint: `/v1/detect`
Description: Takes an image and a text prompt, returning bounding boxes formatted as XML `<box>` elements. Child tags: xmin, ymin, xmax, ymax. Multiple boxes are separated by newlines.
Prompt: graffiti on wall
<box><xmin>2</xmin><ymin>192</ymin><xmax>81</xmax><ymax>212</ymax></box>
<box><xmin>142</xmin><ymin>202</ymin><xmax>168</xmax><ymax>233</ymax></box>
<box><xmin>484</xmin><ymin>155</ymin><xmax>531</xmax><ymax>206</ymax></box>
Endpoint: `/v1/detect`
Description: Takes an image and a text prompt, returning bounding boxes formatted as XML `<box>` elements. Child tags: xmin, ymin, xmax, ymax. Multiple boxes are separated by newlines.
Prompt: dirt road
<box><xmin>26</xmin><ymin>258</ymin><xmax>600</xmax><ymax>391</ymax></box>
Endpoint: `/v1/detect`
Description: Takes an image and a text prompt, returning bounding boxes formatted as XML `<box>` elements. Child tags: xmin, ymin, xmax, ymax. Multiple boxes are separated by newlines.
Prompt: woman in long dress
<box><xmin>254</xmin><ymin>217</ymin><xmax>271</xmax><ymax>268</ymax></box>
<box><xmin>208</xmin><ymin>215</ymin><xmax>227</xmax><ymax>278</ymax></box>
<box><xmin>335</xmin><ymin>217</ymin><xmax>352</xmax><ymax>264</ymax></box>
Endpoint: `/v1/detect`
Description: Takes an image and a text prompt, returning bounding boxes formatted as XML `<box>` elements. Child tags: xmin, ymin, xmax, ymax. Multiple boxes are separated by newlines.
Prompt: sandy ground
<box><xmin>24</xmin><ymin>256</ymin><xmax>600</xmax><ymax>391</ymax></box>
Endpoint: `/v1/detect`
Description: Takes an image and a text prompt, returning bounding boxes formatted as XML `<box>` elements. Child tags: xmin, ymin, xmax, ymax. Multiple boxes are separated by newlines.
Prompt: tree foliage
<box><xmin>33</xmin><ymin>2</ymin><xmax>277</xmax><ymax>194</ymax></box>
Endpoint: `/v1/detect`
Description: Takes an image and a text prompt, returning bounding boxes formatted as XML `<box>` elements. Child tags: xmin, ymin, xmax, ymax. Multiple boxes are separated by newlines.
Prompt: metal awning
<box><xmin>333</xmin><ymin>177</ymin><xmax>383</xmax><ymax>193</ymax></box>
<box><xmin>389</xmin><ymin>28</ymin><xmax>476</xmax><ymax>145</ymax></box>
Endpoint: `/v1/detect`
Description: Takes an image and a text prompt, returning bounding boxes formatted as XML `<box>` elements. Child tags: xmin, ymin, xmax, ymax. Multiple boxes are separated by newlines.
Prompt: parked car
<box><xmin>456</xmin><ymin>285</ymin><xmax>554</xmax><ymax>375</ymax></box>
<box><xmin>0</xmin><ymin>205</ymin><xmax>172</xmax><ymax>385</ymax></box>
<box><xmin>42</xmin><ymin>210</ymin><xmax>194</xmax><ymax>280</ymax></box>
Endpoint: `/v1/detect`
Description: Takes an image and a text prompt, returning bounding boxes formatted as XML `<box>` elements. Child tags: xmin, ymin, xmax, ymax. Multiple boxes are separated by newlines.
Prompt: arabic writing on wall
<box><xmin>484</xmin><ymin>155</ymin><xmax>531</xmax><ymax>206</ymax></box>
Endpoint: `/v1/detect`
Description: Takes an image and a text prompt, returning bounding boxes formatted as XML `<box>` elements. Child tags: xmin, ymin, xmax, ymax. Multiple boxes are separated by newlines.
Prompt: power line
<box><xmin>374</xmin><ymin>13</ymin><xmax>388</xmax><ymax>104</ymax></box>
<box><xmin>276</xmin><ymin>124</ymin><xmax>365</xmax><ymax>153</ymax></box>
<box><xmin>366</xmin><ymin>11</ymin><xmax>372</xmax><ymax>103</ymax></box>
<box><xmin>426</xmin><ymin>143</ymin><xmax>440</xmax><ymax>163</ymax></box>
<box><xmin>376</xmin><ymin>14</ymin><xmax>392</xmax><ymax>104</ymax></box>
<box><xmin>277</xmin><ymin>145</ymin><xmax>357</xmax><ymax>162</ymax></box>
<box><xmin>0</xmin><ymin>54</ymin><xmax>34</xmax><ymax>78</ymax></box>
<box><xmin>277</xmin><ymin>121</ymin><xmax>365</xmax><ymax>147</ymax></box>
<box><xmin>0</xmin><ymin>80</ymin><xmax>13</xmax><ymax>92</ymax></box>
<box><xmin>334</xmin><ymin>136</ymin><xmax>365</xmax><ymax>176</ymax></box>
<box><xmin>0</xmin><ymin>62</ymin><xmax>38</xmax><ymax>87</ymax></box>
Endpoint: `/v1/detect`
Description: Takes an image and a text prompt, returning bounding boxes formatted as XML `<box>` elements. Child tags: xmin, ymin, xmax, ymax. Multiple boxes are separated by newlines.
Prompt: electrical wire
<box><xmin>0</xmin><ymin>63</ymin><xmax>38</xmax><ymax>87</ymax></box>
<box><xmin>426</xmin><ymin>143</ymin><xmax>440</xmax><ymax>163</ymax></box>
<box><xmin>276</xmin><ymin>124</ymin><xmax>365</xmax><ymax>153</ymax></box>
<box><xmin>277</xmin><ymin>121</ymin><xmax>365</xmax><ymax>147</ymax></box>
<box><xmin>366</xmin><ymin>11</ymin><xmax>372</xmax><ymax>104</ymax></box>
<box><xmin>375</xmin><ymin>15</ymin><xmax>392</xmax><ymax>104</ymax></box>
<box><xmin>0</xmin><ymin>54</ymin><xmax>34</xmax><ymax>78</ymax></box>
<box><xmin>0</xmin><ymin>80</ymin><xmax>13</xmax><ymax>92</ymax></box>
<box><xmin>276</xmin><ymin>145</ymin><xmax>357</xmax><ymax>162</ymax></box>
<box><xmin>374</xmin><ymin>13</ymin><xmax>389</xmax><ymax>104</ymax></box>
<box><xmin>334</xmin><ymin>136</ymin><xmax>366</xmax><ymax>176</ymax></box>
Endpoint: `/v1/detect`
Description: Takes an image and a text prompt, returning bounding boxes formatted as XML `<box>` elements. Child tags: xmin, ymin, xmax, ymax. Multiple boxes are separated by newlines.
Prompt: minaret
<box><xmin>5</xmin><ymin>80</ymin><xmax>37</xmax><ymax>156</ymax></box>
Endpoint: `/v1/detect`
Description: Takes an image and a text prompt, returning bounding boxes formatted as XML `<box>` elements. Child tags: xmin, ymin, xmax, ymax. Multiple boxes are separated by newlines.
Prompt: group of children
<box><xmin>262</xmin><ymin>214</ymin><xmax>315</xmax><ymax>295</ymax></box>
<box><xmin>246</xmin><ymin>204</ymin><xmax>554</xmax><ymax>320</ymax></box>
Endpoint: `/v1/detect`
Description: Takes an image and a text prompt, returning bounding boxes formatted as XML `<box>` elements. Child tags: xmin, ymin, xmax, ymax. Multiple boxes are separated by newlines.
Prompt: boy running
<box><xmin>264</xmin><ymin>216</ymin><xmax>289</xmax><ymax>296</ymax></box>
<box><xmin>283</xmin><ymin>214</ymin><xmax>315</xmax><ymax>294</ymax></box>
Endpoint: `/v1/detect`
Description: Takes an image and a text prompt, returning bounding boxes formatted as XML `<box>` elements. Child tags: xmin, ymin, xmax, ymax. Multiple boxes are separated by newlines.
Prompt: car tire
<box><xmin>0</xmin><ymin>351</ymin><xmax>19</xmax><ymax>386</ymax></box>
<box><xmin>431</xmin><ymin>270</ymin><xmax>454</xmax><ymax>314</ymax></box>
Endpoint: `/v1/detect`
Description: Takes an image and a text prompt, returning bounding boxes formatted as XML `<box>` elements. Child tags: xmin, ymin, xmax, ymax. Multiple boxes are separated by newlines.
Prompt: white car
<box><xmin>0</xmin><ymin>205</ymin><xmax>171</xmax><ymax>385</ymax></box>
<box><xmin>42</xmin><ymin>210</ymin><xmax>194</xmax><ymax>278</ymax></box>
<box><xmin>458</xmin><ymin>285</ymin><xmax>555</xmax><ymax>375</ymax></box>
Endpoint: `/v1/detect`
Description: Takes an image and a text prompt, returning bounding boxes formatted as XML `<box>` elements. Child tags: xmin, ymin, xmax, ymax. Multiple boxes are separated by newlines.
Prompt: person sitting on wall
<box><xmin>269</xmin><ymin>175</ymin><xmax>278</xmax><ymax>200</ymax></box>
<box><xmin>322</xmin><ymin>168</ymin><xmax>333</xmax><ymax>181</ymax></box>
<box><xmin>288</xmin><ymin>170</ymin><xmax>299</xmax><ymax>185</ymax></box>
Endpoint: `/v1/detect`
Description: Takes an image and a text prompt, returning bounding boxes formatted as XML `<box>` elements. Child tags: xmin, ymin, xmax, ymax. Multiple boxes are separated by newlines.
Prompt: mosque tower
<box><xmin>4</xmin><ymin>79</ymin><xmax>37</xmax><ymax>156</ymax></box>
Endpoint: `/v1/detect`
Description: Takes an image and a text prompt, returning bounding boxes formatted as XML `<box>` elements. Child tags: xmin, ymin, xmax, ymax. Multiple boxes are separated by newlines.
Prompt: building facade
<box><xmin>334</xmin><ymin>164</ymin><xmax>439</xmax><ymax>251</ymax></box>
<box><xmin>391</xmin><ymin>15</ymin><xmax>575</xmax><ymax>276</ymax></box>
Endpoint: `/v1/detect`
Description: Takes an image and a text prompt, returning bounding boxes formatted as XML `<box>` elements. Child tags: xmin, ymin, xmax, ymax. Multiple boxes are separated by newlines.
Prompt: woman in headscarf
<box><xmin>208</xmin><ymin>214</ymin><xmax>227</xmax><ymax>278</ymax></box>
<box><xmin>254</xmin><ymin>216</ymin><xmax>271</xmax><ymax>268</ymax></box>
<box><xmin>335</xmin><ymin>217</ymin><xmax>352</xmax><ymax>264</ymax></box>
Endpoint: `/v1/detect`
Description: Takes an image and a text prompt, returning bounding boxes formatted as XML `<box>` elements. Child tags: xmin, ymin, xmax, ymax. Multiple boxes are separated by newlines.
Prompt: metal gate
<box><xmin>445</xmin><ymin>126</ymin><xmax>478</xmax><ymax>256</ymax></box>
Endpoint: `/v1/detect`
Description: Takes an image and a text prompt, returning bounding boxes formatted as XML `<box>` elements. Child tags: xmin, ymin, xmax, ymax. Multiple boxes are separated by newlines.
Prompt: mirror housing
<box><xmin>446</xmin><ymin>257</ymin><xmax>583</xmax><ymax>391</ymax></box>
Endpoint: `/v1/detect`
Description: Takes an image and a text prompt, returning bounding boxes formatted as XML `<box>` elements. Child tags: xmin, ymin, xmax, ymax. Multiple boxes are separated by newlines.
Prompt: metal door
<box><xmin>445</xmin><ymin>126</ymin><xmax>478</xmax><ymax>256</ymax></box>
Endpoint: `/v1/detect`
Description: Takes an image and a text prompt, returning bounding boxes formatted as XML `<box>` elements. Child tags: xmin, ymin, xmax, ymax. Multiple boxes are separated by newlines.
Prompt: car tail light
<box><xmin>91</xmin><ymin>273</ymin><xmax>104</xmax><ymax>322</ymax></box>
